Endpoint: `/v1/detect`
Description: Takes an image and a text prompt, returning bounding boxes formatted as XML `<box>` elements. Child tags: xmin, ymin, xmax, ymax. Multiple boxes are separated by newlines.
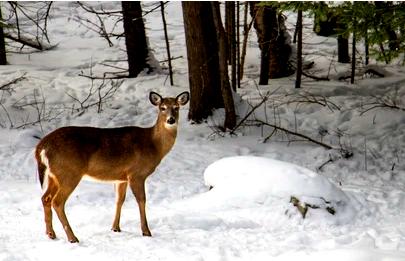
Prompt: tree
<box><xmin>250</xmin><ymin>2</ymin><xmax>293</xmax><ymax>85</ymax></box>
<box><xmin>77</xmin><ymin>1</ymin><xmax>158</xmax><ymax>78</ymax></box>
<box><xmin>182</xmin><ymin>2</ymin><xmax>236</xmax><ymax>130</ymax></box>
<box><xmin>0</xmin><ymin>4</ymin><xmax>7</xmax><ymax>65</ymax></box>
<box><xmin>313</xmin><ymin>4</ymin><xmax>350</xmax><ymax>64</ymax></box>
<box><xmin>182</xmin><ymin>2</ymin><xmax>223</xmax><ymax>123</ymax></box>
<box><xmin>211</xmin><ymin>1</ymin><xmax>236</xmax><ymax>129</ymax></box>
<box><xmin>225</xmin><ymin>2</ymin><xmax>237</xmax><ymax>91</ymax></box>
<box><xmin>0</xmin><ymin>1</ymin><xmax>54</xmax><ymax>63</ymax></box>
<box><xmin>122</xmin><ymin>1</ymin><xmax>150</xmax><ymax>77</ymax></box>
<box><xmin>295</xmin><ymin>9</ymin><xmax>302</xmax><ymax>89</ymax></box>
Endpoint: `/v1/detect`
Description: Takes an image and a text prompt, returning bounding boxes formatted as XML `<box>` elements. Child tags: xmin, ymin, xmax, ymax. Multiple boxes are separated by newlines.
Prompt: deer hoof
<box><xmin>112</xmin><ymin>227</ymin><xmax>121</xmax><ymax>232</ymax></box>
<box><xmin>47</xmin><ymin>231</ymin><xmax>56</xmax><ymax>240</ymax></box>
<box><xmin>142</xmin><ymin>231</ymin><xmax>152</xmax><ymax>237</ymax></box>
<box><xmin>68</xmin><ymin>236</ymin><xmax>79</xmax><ymax>243</ymax></box>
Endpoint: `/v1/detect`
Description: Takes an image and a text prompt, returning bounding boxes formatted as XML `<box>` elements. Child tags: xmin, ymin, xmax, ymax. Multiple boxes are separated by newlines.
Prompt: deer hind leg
<box><xmin>111</xmin><ymin>182</ymin><xmax>128</xmax><ymax>232</ymax></box>
<box><xmin>41</xmin><ymin>176</ymin><xmax>58</xmax><ymax>239</ymax></box>
<box><xmin>129</xmin><ymin>178</ymin><xmax>151</xmax><ymax>237</ymax></box>
<box><xmin>51</xmin><ymin>175</ymin><xmax>81</xmax><ymax>243</ymax></box>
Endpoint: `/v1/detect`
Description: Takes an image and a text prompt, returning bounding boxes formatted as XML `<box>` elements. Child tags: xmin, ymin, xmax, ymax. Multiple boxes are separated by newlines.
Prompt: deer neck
<box><xmin>151</xmin><ymin>116</ymin><xmax>177</xmax><ymax>157</ymax></box>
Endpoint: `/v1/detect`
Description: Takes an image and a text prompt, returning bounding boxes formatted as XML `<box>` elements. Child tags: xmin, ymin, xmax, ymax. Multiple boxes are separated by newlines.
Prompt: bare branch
<box><xmin>255</xmin><ymin>119</ymin><xmax>333</xmax><ymax>150</ymax></box>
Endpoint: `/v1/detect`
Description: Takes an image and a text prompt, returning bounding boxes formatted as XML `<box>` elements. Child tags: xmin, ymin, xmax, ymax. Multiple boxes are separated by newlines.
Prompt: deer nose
<box><xmin>167</xmin><ymin>117</ymin><xmax>176</xmax><ymax>125</ymax></box>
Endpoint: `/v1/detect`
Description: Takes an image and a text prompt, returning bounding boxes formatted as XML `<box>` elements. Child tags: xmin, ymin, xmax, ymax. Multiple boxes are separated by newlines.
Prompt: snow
<box><xmin>202</xmin><ymin>156</ymin><xmax>353</xmax><ymax>218</ymax></box>
<box><xmin>1</xmin><ymin>2</ymin><xmax>405</xmax><ymax>261</ymax></box>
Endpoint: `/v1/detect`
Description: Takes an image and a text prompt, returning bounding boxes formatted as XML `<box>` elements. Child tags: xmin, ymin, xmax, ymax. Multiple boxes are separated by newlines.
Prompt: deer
<box><xmin>35</xmin><ymin>91</ymin><xmax>189</xmax><ymax>243</ymax></box>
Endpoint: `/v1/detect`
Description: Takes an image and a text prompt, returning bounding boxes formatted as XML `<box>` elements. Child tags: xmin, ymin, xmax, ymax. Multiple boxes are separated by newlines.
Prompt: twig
<box><xmin>317</xmin><ymin>155</ymin><xmax>333</xmax><ymax>171</ymax></box>
<box><xmin>230</xmin><ymin>91</ymin><xmax>270</xmax><ymax>135</ymax></box>
<box><xmin>160</xmin><ymin>1</ymin><xmax>173</xmax><ymax>86</ymax></box>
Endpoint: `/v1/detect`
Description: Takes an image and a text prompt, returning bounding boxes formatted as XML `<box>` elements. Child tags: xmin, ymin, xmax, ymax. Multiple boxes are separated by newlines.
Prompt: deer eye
<box><xmin>160</xmin><ymin>106</ymin><xmax>167</xmax><ymax>111</ymax></box>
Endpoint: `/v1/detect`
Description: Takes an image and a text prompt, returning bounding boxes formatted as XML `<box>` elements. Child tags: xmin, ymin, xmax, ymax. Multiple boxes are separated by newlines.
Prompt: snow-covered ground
<box><xmin>1</xmin><ymin>2</ymin><xmax>405</xmax><ymax>260</ymax></box>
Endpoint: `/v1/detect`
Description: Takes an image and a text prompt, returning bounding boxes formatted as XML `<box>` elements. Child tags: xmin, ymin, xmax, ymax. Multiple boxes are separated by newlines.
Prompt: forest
<box><xmin>0</xmin><ymin>1</ymin><xmax>405</xmax><ymax>260</ymax></box>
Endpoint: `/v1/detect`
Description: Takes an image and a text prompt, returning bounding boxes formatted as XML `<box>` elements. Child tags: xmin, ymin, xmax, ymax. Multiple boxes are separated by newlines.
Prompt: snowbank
<box><xmin>201</xmin><ymin>156</ymin><xmax>356</xmax><ymax>224</ymax></box>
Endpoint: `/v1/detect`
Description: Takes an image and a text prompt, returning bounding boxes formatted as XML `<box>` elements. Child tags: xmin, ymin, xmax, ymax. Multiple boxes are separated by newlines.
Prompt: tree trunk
<box><xmin>122</xmin><ymin>1</ymin><xmax>150</xmax><ymax>77</ymax></box>
<box><xmin>236</xmin><ymin>2</ymin><xmax>241</xmax><ymax>89</ymax></box>
<box><xmin>313</xmin><ymin>4</ymin><xmax>338</xmax><ymax>37</ymax></box>
<box><xmin>365</xmin><ymin>31</ymin><xmax>369</xmax><ymax>65</ymax></box>
<box><xmin>240</xmin><ymin>2</ymin><xmax>250</xmax><ymax>81</ymax></box>
<box><xmin>351</xmin><ymin>32</ymin><xmax>356</xmax><ymax>84</ymax></box>
<box><xmin>182</xmin><ymin>2</ymin><xmax>223</xmax><ymax>123</ymax></box>
<box><xmin>250</xmin><ymin>3</ymin><xmax>292</xmax><ymax>82</ymax></box>
<box><xmin>225</xmin><ymin>2</ymin><xmax>236</xmax><ymax>91</ymax></box>
<box><xmin>295</xmin><ymin>10</ymin><xmax>302</xmax><ymax>89</ymax></box>
<box><xmin>0</xmin><ymin>4</ymin><xmax>7</xmax><ymax>65</ymax></box>
<box><xmin>337</xmin><ymin>35</ymin><xmax>350</xmax><ymax>63</ymax></box>
<box><xmin>211</xmin><ymin>1</ymin><xmax>236</xmax><ymax>130</ymax></box>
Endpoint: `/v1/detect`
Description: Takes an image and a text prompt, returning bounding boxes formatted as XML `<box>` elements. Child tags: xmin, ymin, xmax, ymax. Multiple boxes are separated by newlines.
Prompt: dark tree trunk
<box><xmin>225</xmin><ymin>2</ymin><xmax>236</xmax><ymax>91</ymax></box>
<box><xmin>211</xmin><ymin>1</ymin><xmax>236</xmax><ymax>130</ymax></box>
<box><xmin>250</xmin><ymin>3</ymin><xmax>292</xmax><ymax>83</ymax></box>
<box><xmin>337</xmin><ymin>35</ymin><xmax>350</xmax><ymax>63</ymax></box>
<box><xmin>313</xmin><ymin>5</ymin><xmax>338</xmax><ymax>37</ymax></box>
<box><xmin>295</xmin><ymin>10</ymin><xmax>302</xmax><ymax>89</ymax></box>
<box><xmin>365</xmin><ymin>31</ymin><xmax>369</xmax><ymax>65</ymax></box>
<box><xmin>258</xmin><ymin>33</ymin><xmax>270</xmax><ymax>85</ymax></box>
<box><xmin>122</xmin><ymin>1</ymin><xmax>149</xmax><ymax>77</ymax></box>
<box><xmin>182</xmin><ymin>2</ymin><xmax>223</xmax><ymax>123</ymax></box>
<box><xmin>236</xmin><ymin>2</ymin><xmax>241</xmax><ymax>89</ymax></box>
<box><xmin>0</xmin><ymin>5</ymin><xmax>7</xmax><ymax>65</ymax></box>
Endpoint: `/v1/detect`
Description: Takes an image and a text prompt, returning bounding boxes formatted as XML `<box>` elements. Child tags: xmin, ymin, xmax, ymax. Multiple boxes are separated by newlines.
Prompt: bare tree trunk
<box><xmin>295</xmin><ymin>10</ymin><xmax>302</xmax><ymax>89</ymax></box>
<box><xmin>122</xmin><ymin>1</ymin><xmax>150</xmax><ymax>77</ymax></box>
<box><xmin>251</xmin><ymin>3</ymin><xmax>292</xmax><ymax>83</ymax></box>
<box><xmin>225</xmin><ymin>1</ymin><xmax>235</xmax><ymax>64</ymax></box>
<box><xmin>182</xmin><ymin>2</ymin><xmax>223</xmax><ymax>123</ymax></box>
<box><xmin>160</xmin><ymin>1</ymin><xmax>173</xmax><ymax>85</ymax></box>
<box><xmin>225</xmin><ymin>2</ymin><xmax>236</xmax><ymax>91</ymax></box>
<box><xmin>236</xmin><ymin>2</ymin><xmax>240</xmax><ymax>89</ymax></box>
<box><xmin>211</xmin><ymin>1</ymin><xmax>236</xmax><ymax>130</ymax></box>
<box><xmin>337</xmin><ymin>35</ymin><xmax>350</xmax><ymax>63</ymax></box>
<box><xmin>240</xmin><ymin>2</ymin><xmax>253</xmax><ymax>81</ymax></box>
<box><xmin>365</xmin><ymin>31</ymin><xmax>369</xmax><ymax>65</ymax></box>
<box><xmin>351</xmin><ymin>31</ymin><xmax>356</xmax><ymax>84</ymax></box>
<box><xmin>0</xmin><ymin>4</ymin><xmax>7</xmax><ymax>65</ymax></box>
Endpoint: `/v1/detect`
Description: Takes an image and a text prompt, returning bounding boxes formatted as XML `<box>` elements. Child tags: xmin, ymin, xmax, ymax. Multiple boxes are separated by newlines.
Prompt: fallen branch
<box><xmin>285</xmin><ymin>91</ymin><xmax>341</xmax><ymax>112</ymax></box>
<box><xmin>360</xmin><ymin>90</ymin><xmax>405</xmax><ymax>115</ymax></box>
<box><xmin>78</xmin><ymin>72</ymin><xmax>129</xmax><ymax>80</ymax></box>
<box><xmin>4</xmin><ymin>33</ymin><xmax>55</xmax><ymax>50</ymax></box>
<box><xmin>256</xmin><ymin>119</ymin><xmax>333</xmax><ymax>150</ymax></box>
<box><xmin>0</xmin><ymin>73</ymin><xmax>27</xmax><ymax>92</ymax></box>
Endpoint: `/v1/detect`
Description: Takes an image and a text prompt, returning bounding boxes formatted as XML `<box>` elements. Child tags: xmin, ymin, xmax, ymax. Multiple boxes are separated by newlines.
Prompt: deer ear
<box><xmin>176</xmin><ymin>91</ymin><xmax>190</xmax><ymax>106</ymax></box>
<box><xmin>149</xmin><ymin>92</ymin><xmax>162</xmax><ymax>106</ymax></box>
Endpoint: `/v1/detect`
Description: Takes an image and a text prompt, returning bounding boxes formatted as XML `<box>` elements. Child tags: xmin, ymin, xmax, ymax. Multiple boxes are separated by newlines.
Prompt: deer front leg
<box><xmin>111</xmin><ymin>182</ymin><xmax>128</xmax><ymax>232</ymax></box>
<box><xmin>129</xmin><ymin>178</ymin><xmax>151</xmax><ymax>237</ymax></box>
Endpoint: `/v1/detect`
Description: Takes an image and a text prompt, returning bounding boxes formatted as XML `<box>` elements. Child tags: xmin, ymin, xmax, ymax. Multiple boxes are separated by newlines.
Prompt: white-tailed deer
<box><xmin>35</xmin><ymin>91</ymin><xmax>189</xmax><ymax>243</ymax></box>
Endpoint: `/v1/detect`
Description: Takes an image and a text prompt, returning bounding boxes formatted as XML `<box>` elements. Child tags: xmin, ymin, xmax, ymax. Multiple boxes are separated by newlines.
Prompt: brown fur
<box><xmin>35</xmin><ymin>91</ymin><xmax>189</xmax><ymax>243</ymax></box>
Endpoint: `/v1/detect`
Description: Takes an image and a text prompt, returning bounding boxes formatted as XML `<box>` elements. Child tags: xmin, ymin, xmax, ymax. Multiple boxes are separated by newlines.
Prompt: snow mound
<box><xmin>202</xmin><ymin>156</ymin><xmax>356</xmax><ymax>223</ymax></box>
<box><xmin>204</xmin><ymin>156</ymin><xmax>348</xmax><ymax>201</ymax></box>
